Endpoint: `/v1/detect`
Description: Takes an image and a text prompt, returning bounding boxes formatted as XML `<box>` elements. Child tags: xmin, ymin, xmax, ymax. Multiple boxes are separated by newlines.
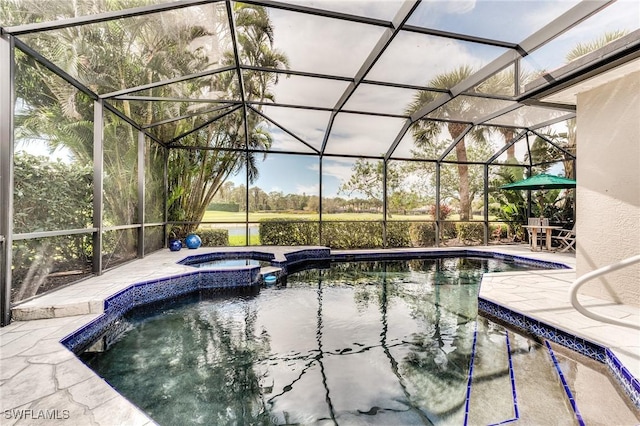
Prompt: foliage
<box><xmin>6</xmin><ymin>0</ymin><xmax>289</xmax><ymax>239</ymax></box>
<box><xmin>197</xmin><ymin>229</ymin><xmax>229</xmax><ymax>247</ymax></box>
<box><xmin>339</xmin><ymin>160</ymin><xmax>429</xmax><ymax>217</ymax></box>
<box><xmin>167</xmin><ymin>3</ymin><xmax>289</xmax><ymax>235</ymax></box>
<box><xmin>259</xmin><ymin>220</ymin><xmax>411</xmax><ymax>249</ymax></box>
<box><xmin>339</xmin><ymin>159</ymin><xmax>389</xmax><ymax>203</ymax></box>
<box><xmin>440</xmin><ymin>222</ymin><xmax>458</xmax><ymax>240</ymax></box>
<box><xmin>385</xmin><ymin>222</ymin><xmax>411</xmax><ymax>248</ymax></box>
<box><xmin>12</xmin><ymin>153</ymin><xmax>93</xmax><ymax>301</ymax></box>
<box><xmin>409</xmin><ymin>222</ymin><xmax>436</xmax><ymax>247</ymax></box>
<box><xmin>11</xmin><ymin>234</ymin><xmax>93</xmax><ymax>303</ymax></box>
<box><xmin>565</xmin><ymin>30</ymin><xmax>629</xmax><ymax>62</ymax></box>
<box><xmin>13</xmin><ymin>153</ymin><xmax>93</xmax><ymax>233</ymax></box>
<box><xmin>429</xmin><ymin>204</ymin><xmax>453</xmax><ymax>220</ymax></box>
<box><xmin>406</xmin><ymin>66</ymin><xmax>494</xmax><ymax>221</ymax></box>
<box><xmin>321</xmin><ymin>222</ymin><xmax>378</xmax><ymax>249</ymax></box>
<box><xmin>455</xmin><ymin>222</ymin><xmax>484</xmax><ymax>245</ymax></box>
<box><xmin>489</xmin><ymin>166</ymin><xmax>527</xmax><ymax>239</ymax></box>
<box><xmin>489</xmin><ymin>223</ymin><xmax>508</xmax><ymax>240</ymax></box>
<box><xmin>259</xmin><ymin>219</ymin><xmax>319</xmax><ymax>246</ymax></box>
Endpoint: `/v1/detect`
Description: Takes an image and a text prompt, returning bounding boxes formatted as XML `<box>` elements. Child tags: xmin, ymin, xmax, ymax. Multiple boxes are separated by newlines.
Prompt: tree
<box><xmin>339</xmin><ymin>159</ymin><xmax>386</xmax><ymax>202</ymax></box>
<box><xmin>339</xmin><ymin>159</ymin><xmax>412</xmax><ymax>217</ymax></box>
<box><xmin>476</xmin><ymin>68</ymin><xmax>536</xmax><ymax>163</ymax></box>
<box><xmin>9</xmin><ymin>0</ymin><xmax>216</xmax><ymax>233</ymax></box>
<box><xmin>6</xmin><ymin>0</ymin><xmax>289</xmax><ymax>238</ymax></box>
<box><xmin>406</xmin><ymin>66</ymin><xmax>491</xmax><ymax>221</ymax></box>
<box><xmin>168</xmin><ymin>3</ymin><xmax>289</xmax><ymax>236</ymax></box>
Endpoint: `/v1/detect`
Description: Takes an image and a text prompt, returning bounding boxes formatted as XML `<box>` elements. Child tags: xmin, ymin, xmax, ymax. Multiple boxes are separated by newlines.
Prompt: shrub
<box><xmin>259</xmin><ymin>220</ymin><xmax>410</xmax><ymax>249</ymax></box>
<box><xmin>321</xmin><ymin>222</ymin><xmax>383</xmax><ymax>249</ymax></box>
<box><xmin>197</xmin><ymin>229</ymin><xmax>229</xmax><ymax>246</ymax></box>
<box><xmin>440</xmin><ymin>222</ymin><xmax>458</xmax><ymax>240</ymax></box>
<box><xmin>489</xmin><ymin>223</ymin><xmax>508</xmax><ymax>239</ymax></box>
<box><xmin>12</xmin><ymin>153</ymin><xmax>93</xmax><ymax>302</ymax></box>
<box><xmin>385</xmin><ymin>222</ymin><xmax>411</xmax><ymax>248</ymax></box>
<box><xmin>429</xmin><ymin>204</ymin><xmax>453</xmax><ymax>220</ymax></box>
<box><xmin>456</xmin><ymin>222</ymin><xmax>485</xmax><ymax>245</ymax></box>
<box><xmin>409</xmin><ymin>222</ymin><xmax>436</xmax><ymax>247</ymax></box>
<box><xmin>259</xmin><ymin>219</ymin><xmax>319</xmax><ymax>245</ymax></box>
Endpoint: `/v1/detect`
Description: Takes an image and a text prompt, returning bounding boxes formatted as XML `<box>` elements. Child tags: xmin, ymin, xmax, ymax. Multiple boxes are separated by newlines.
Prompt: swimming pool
<box><xmin>177</xmin><ymin>251</ymin><xmax>274</xmax><ymax>269</ymax></box>
<box><xmin>80</xmin><ymin>257</ymin><xmax>638</xmax><ymax>425</ymax></box>
<box><xmin>190</xmin><ymin>258</ymin><xmax>268</xmax><ymax>268</ymax></box>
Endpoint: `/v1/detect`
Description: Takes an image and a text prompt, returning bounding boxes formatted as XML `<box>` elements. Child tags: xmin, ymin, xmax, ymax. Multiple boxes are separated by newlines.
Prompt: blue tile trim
<box><xmin>545</xmin><ymin>341</ymin><xmax>585</xmax><ymax>426</ymax></box>
<box><xmin>479</xmin><ymin>298</ymin><xmax>639</xmax><ymax>410</ymax></box>
<box><xmin>279</xmin><ymin>249</ymin><xmax>331</xmax><ymax>274</ymax></box>
<box><xmin>506</xmin><ymin>331</ymin><xmax>520</xmax><ymax>422</ymax></box>
<box><xmin>486</xmin><ymin>331</ymin><xmax>520</xmax><ymax>426</ymax></box>
<box><xmin>605</xmin><ymin>349</ymin><xmax>640</xmax><ymax>409</ymax></box>
<box><xmin>330</xmin><ymin>249</ymin><xmax>570</xmax><ymax>270</ymax></box>
<box><xmin>177</xmin><ymin>251</ymin><xmax>275</xmax><ymax>267</ymax></box>
<box><xmin>60</xmin><ymin>268</ymin><xmax>261</xmax><ymax>354</ymax></box>
<box><xmin>463</xmin><ymin>321</ymin><xmax>478</xmax><ymax>426</ymax></box>
<box><xmin>60</xmin><ymin>247</ymin><xmax>639</xmax><ymax>416</ymax></box>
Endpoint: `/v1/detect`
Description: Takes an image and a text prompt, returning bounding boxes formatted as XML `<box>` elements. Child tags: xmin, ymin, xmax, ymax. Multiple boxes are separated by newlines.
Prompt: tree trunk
<box><xmin>455</xmin><ymin>142</ymin><xmax>472</xmax><ymax>221</ymax></box>
<box><xmin>502</xmin><ymin>128</ymin><xmax>516</xmax><ymax>162</ymax></box>
<box><xmin>449</xmin><ymin>123</ymin><xmax>472</xmax><ymax>221</ymax></box>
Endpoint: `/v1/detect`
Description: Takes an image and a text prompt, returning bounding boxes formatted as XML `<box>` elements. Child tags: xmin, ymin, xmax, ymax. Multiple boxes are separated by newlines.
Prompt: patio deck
<box><xmin>0</xmin><ymin>245</ymin><xmax>637</xmax><ymax>425</ymax></box>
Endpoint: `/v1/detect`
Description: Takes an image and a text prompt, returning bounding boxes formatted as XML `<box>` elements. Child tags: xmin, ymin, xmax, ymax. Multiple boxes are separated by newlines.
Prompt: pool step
<box><xmin>508</xmin><ymin>332</ymin><xmax>582</xmax><ymax>424</ymax></box>
<box><xmin>465</xmin><ymin>320</ymin><xmax>517</xmax><ymax>425</ymax></box>
<box><xmin>466</xmin><ymin>320</ymin><xmax>581</xmax><ymax>425</ymax></box>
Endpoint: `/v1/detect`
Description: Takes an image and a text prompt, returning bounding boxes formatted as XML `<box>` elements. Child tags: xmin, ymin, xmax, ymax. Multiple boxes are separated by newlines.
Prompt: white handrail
<box><xmin>570</xmin><ymin>254</ymin><xmax>640</xmax><ymax>329</ymax></box>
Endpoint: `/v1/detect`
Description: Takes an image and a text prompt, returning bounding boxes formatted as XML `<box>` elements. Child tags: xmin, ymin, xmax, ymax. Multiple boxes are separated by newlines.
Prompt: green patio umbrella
<box><xmin>499</xmin><ymin>173</ymin><xmax>576</xmax><ymax>190</ymax></box>
<box><xmin>500</xmin><ymin>173</ymin><xmax>576</xmax><ymax>222</ymax></box>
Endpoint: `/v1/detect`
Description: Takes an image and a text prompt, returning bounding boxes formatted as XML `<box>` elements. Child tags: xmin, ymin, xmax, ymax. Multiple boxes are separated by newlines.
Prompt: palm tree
<box><xmin>476</xmin><ymin>67</ymin><xmax>539</xmax><ymax>163</ymax></box>
<box><xmin>167</xmin><ymin>3</ymin><xmax>290</xmax><ymax>236</ymax></box>
<box><xmin>12</xmin><ymin>0</ymin><xmax>215</xmax><ymax>230</ymax></box>
<box><xmin>406</xmin><ymin>66</ymin><xmax>490</xmax><ymax>221</ymax></box>
<box><xmin>9</xmin><ymin>0</ymin><xmax>289</xmax><ymax>237</ymax></box>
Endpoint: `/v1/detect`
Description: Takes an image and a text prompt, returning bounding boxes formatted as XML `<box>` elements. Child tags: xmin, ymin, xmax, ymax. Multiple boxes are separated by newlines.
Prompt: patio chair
<box><xmin>553</xmin><ymin>225</ymin><xmax>576</xmax><ymax>252</ymax></box>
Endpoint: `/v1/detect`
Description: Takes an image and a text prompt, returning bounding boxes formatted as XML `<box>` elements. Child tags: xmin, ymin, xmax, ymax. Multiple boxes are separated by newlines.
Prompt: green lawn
<box><xmin>228</xmin><ymin>234</ymin><xmax>261</xmax><ymax>246</ymax></box>
<box><xmin>202</xmin><ymin>210</ymin><xmax>438</xmax><ymax>222</ymax></box>
<box><xmin>201</xmin><ymin>210</ymin><xmax>492</xmax><ymax>222</ymax></box>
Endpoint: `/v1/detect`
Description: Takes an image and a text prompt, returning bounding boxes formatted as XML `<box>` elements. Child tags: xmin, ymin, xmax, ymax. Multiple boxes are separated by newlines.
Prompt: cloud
<box><xmin>368</xmin><ymin>31</ymin><xmax>504</xmax><ymax>86</ymax></box>
<box><xmin>295</xmin><ymin>183</ymin><xmax>319</xmax><ymax>195</ymax></box>
<box><xmin>270</xmin><ymin>8</ymin><xmax>387</xmax><ymax>77</ymax></box>
<box><xmin>260</xmin><ymin>106</ymin><xmax>331</xmax><ymax>151</ymax></box>
<box><xmin>284</xmin><ymin>0</ymin><xmax>405</xmax><ymax>21</ymax></box>
<box><xmin>268</xmin><ymin>74</ymin><xmax>350</xmax><ymax>108</ymax></box>
<box><xmin>436</xmin><ymin>0</ymin><xmax>477</xmax><ymax>15</ymax></box>
<box><xmin>319</xmin><ymin>158</ymin><xmax>359</xmax><ymax>183</ymax></box>
<box><xmin>325</xmin><ymin>113</ymin><xmax>406</xmax><ymax>157</ymax></box>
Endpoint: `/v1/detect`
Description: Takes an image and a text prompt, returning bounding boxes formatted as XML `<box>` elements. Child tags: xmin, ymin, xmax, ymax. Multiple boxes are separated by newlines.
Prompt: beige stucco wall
<box><xmin>576</xmin><ymin>70</ymin><xmax>640</xmax><ymax>307</ymax></box>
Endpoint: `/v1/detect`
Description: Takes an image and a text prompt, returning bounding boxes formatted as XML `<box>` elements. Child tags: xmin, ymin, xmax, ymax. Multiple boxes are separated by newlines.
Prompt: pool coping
<box><xmin>1</xmin><ymin>246</ymin><xmax>638</xmax><ymax>425</ymax></box>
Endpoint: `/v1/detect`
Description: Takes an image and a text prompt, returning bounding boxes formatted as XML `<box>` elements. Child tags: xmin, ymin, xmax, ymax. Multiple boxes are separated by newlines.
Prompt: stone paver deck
<box><xmin>0</xmin><ymin>245</ymin><xmax>638</xmax><ymax>425</ymax></box>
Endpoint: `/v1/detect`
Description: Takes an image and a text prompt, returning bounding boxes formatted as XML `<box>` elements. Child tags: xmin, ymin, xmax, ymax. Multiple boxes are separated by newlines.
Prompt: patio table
<box><xmin>523</xmin><ymin>225</ymin><xmax>562</xmax><ymax>251</ymax></box>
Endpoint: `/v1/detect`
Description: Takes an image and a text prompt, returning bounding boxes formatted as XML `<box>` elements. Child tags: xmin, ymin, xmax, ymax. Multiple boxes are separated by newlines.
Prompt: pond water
<box><xmin>81</xmin><ymin>257</ymin><xmax>637</xmax><ymax>425</ymax></box>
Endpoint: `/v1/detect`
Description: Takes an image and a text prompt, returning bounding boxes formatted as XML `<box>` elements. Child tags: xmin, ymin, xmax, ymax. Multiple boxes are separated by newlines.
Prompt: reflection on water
<box><xmin>82</xmin><ymin>258</ymin><xmax>535</xmax><ymax>425</ymax></box>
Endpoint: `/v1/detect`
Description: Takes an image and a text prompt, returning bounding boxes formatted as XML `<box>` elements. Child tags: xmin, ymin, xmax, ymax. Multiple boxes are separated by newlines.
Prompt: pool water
<box><xmin>81</xmin><ymin>258</ymin><xmax>638</xmax><ymax>425</ymax></box>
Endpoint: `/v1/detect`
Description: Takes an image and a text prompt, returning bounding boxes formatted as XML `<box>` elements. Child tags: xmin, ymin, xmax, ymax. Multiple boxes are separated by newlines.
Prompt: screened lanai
<box><xmin>1</xmin><ymin>0</ymin><xmax>639</xmax><ymax>325</ymax></box>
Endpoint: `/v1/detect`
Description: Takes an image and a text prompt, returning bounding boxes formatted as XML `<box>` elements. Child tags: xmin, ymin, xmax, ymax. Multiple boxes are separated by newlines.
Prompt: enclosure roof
<box><xmin>1</xmin><ymin>0</ymin><xmax>639</xmax><ymax>161</ymax></box>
